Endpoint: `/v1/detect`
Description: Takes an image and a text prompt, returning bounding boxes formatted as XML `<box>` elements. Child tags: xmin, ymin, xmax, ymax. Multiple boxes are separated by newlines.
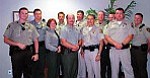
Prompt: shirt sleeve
<box><xmin>103</xmin><ymin>23</ymin><xmax>110</xmax><ymax>36</ymax></box>
<box><xmin>60</xmin><ymin>27</ymin><xmax>67</xmax><ymax>39</ymax></box>
<box><xmin>3</xmin><ymin>23</ymin><xmax>13</xmax><ymax>38</ymax></box>
<box><xmin>143</xmin><ymin>26</ymin><xmax>150</xmax><ymax>39</ymax></box>
<box><xmin>97</xmin><ymin>28</ymin><xmax>104</xmax><ymax>40</ymax></box>
<box><xmin>128</xmin><ymin>26</ymin><xmax>136</xmax><ymax>36</ymax></box>
<box><xmin>78</xmin><ymin>29</ymin><xmax>82</xmax><ymax>40</ymax></box>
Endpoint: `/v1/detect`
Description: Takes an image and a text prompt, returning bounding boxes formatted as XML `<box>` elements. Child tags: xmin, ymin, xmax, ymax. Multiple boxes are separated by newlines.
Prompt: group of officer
<box><xmin>3</xmin><ymin>6</ymin><xmax>150</xmax><ymax>78</ymax></box>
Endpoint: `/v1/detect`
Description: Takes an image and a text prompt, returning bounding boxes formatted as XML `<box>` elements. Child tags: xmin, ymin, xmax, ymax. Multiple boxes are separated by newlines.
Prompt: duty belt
<box><xmin>131</xmin><ymin>44</ymin><xmax>148</xmax><ymax>51</ymax></box>
<box><xmin>9</xmin><ymin>45</ymin><xmax>33</xmax><ymax>56</ymax></box>
<box><xmin>10</xmin><ymin>45</ymin><xmax>33</xmax><ymax>51</ymax></box>
<box><xmin>61</xmin><ymin>45</ymin><xmax>78</xmax><ymax>54</ymax></box>
<box><xmin>82</xmin><ymin>44</ymin><xmax>99</xmax><ymax>51</ymax></box>
<box><xmin>108</xmin><ymin>43</ymin><xmax>130</xmax><ymax>49</ymax></box>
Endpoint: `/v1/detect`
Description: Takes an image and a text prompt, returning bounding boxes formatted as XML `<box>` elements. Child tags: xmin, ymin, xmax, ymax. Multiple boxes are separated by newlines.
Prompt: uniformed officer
<box><xmin>3</xmin><ymin>7</ymin><xmax>39</xmax><ymax>78</ymax></box>
<box><xmin>95</xmin><ymin>10</ymin><xmax>107</xmax><ymax>30</ymax></box>
<box><xmin>56</xmin><ymin>12</ymin><xmax>66</xmax><ymax>35</ymax></box>
<box><xmin>45</xmin><ymin>18</ymin><xmax>61</xmax><ymax>78</ymax></box>
<box><xmin>75</xmin><ymin>10</ymin><xmax>87</xmax><ymax>78</ymax></box>
<box><xmin>95</xmin><ymin>11</ymin><xmax>112</xmax><ymax>78</ymax></box>
<box><xmin>30</xmin><ymin>8</ymin><xmax>47</xmax><ymax>78</ymax></box>
<box><xmin>75</xmin><ymin>10</ymin><xmax>87</xmax><ymax>30</ymax></box>
<box><xmin>56</xmin><ymin>12</ymin><xmax>66</xmax><ymax>77</ymax></box>
<box><xmin>60</xmin><ymin>14</ymin><xmax>82</xmax><ymax>78</ymax></box>
<box><xmin>131</xmin><ymin>13</ymin><xmax>150</xmax><ymax>78</ymax></box>
<box><xmin>81</xmin><ymin>14</ymin><xmax>103</xmax><ymax>78</ymax></box>
<box><xmin>105</xmin><ymin>8</ymin><xmax>134</xmax><ymax>78</ymax></box>
<box><xmin>108</xmin><ymin>13</ymin><xmax>115</xmax><ymax>22</ymax></box>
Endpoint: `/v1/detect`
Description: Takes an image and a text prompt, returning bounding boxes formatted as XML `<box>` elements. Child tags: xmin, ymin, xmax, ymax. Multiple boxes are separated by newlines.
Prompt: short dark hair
<box><xmin>87</xmin><ymin>14</ymin><xmax>96</xmax><ymax>19</ymax></box>
<box><xmin>47</xmin><ymin>18</ymin><xmax>57</xmax><ymax>26</ymax></box>
<box><xmin>109</xmin><ymin>12</ymin><xmax>115</xmax><ymax>14</ymax></box>
<box><xmin>19</xmin><ymin>7</ymin><xmax>28</xmax><ymax>13</ymax></box>
<box><xmin>135</xmin><ymin>13</ymin><xmax>143</xmax><ymax>18</ymax></box>
<box><xmin>98</xmin><ymin>10</ymin><xmax>105</xmax><ymax>16</ymax></box>
<box><xmin>58</xmin><ymin>12</ymin><xmax>65</xmax><ymax>17</ymax></box>
<box><xmin>115</xmin><ymin>7</ymin><xmax>125</xmax><ymax>13</ymax></box>
<box><xmin>33</xmin><ymin>8</ymin><xmax>42</xmax><ymax>14</ymax></box>
<box><xmin>77</xmin><ymin>10</ymin><xmax>84</xmax><ymax>15</ymax></box>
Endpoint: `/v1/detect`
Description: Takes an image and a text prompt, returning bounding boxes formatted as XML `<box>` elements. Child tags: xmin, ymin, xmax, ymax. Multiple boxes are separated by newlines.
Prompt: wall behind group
<box><xmin>0</xmin><ymin>0</ymin><xmax>150</xmax><ymax>78</ymax></box>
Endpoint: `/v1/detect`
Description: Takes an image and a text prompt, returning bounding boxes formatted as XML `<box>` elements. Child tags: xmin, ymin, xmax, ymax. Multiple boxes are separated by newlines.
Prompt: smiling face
<box><xmin>108</xmin><ymin>13</ymin><xmax>115</xmax><ymax>21</ymax></box>
<box><xmin>87</xmin><ymin>14</ymin><xmax>95</xmax><ymax>26</ymax></box>
<box><xmin>115</xmin><ymin>10</ymin><xmax>124</xmax><ymax>21</ymax></box>
<box><xmin>58</xmin><ymin>13</ymin><xmax>65</xmax><ymax>23</ymax></box>
<box><xmin>47</xmin><ymin>18</ymin><xmax>57</xmax><ymax>30</ymax></box>
<box><xmin>134</xmin><ymin>14</ymin><xmax>143</xmax><ymax>26</ymax></box>
<box><xmin>77</xmin><ymin>12</ymin><xmax>84</xmax><ymax>21</ymax></box>
<box><xmin>50</xmin><ymin>20</ymin><xmax>57</xmax><ymax>30</ymax></box>
<box><xmin>34</xmin><ymin>10</ymin><xmax>42</xmax><ymax>21</ymax></box>
<box><xmin>98</xmin><ymin>11</ymin><xmax>105</xmax><ymax>21</ymax></box>
<box><xmin>66</xmin><ymin>14</ymin><xmax>75</xmax><ymax>26</ymax></box>
<box><xmin>19</xmin><ymin>9</ymin><xmax>28</xmax><ymax>21</ymax></box>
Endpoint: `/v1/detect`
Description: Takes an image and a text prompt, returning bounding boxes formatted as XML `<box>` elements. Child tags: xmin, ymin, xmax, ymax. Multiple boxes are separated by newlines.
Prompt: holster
<box><xmin>122</xmin><ymin>44</ymin><xmax>130</xmax><ymax>49</ymax></box>
<box><xmin>61</xmin><ymin>45</ymin><xmax>77</xmax><ymax>54</ymax></box>
<box><xmin>82</xmin><ymin>45</ymin><xmax>99</xmax><ymax>52</ymax></box>
<box><xmin>141</xmin><ymin>44</ymin><xmax>148</xmax><ymax>51</ymax></box>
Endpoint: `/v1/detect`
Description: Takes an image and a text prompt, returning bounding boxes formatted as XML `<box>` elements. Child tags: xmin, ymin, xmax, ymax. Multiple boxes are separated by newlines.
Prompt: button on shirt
<box><xmin>81</xmin><ymin>25</ymin><xmax>104</xmax><ymax>46</ymax></box>
<box><xmin>30</xmin><ymin>20</ymin><xmax>48</xmax><ymax>42</ymax></box>
<box><xmin>4</xmin><ymin>21</ymin><xmax>39</xmax><ymax>45</ymax></box>
<box><xmin>105</xmin><ymin>20</ymin><xmax>135</xmax><ymax>43</ymax></box>
<box><xmin>95</xmin><ymin>20</ymin><xmax>107</xmax><ymax>30</ymax></box>
<box><xmin>132</xmin><ymin>24</ymin><xmax>150</xmax><ymax>46</ymax></box>
<box><xmin>45</xmin><ymin>28</ymin><xmax>60</xmax><ymax>52</ymax></box>
<box><xmin>60</xmin><ymin>25</ymin><xmax>81</xmax><ymax>45</ymax></box>
<box><xmin>56</xmin><ymin>22</ymin><xmax>65</xmax><ymax>35</ymax></box>
<box><xmin>75</xmin><ymin>19</ymin><xmax>87</xmax><ymax>30</ymax></box>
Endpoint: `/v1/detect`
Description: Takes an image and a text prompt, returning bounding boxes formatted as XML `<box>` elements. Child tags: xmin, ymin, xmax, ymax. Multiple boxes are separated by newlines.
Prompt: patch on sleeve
<box><xmin>146</xmin><ymin>28</ymin><xmax>150</xmax><ymax>33</ymax></box>
<box><xmin>6</xmin><ymin>25</ymin><xmax>11</xmax><ymax>30</ymax></box>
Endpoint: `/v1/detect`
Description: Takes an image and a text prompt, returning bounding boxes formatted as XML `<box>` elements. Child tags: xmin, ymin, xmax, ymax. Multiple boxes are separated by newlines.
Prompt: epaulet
<box><xmin>6</xmin><ymin>21</ymin><xmax>17</xmax><ymax>29</ymax></box>
<box><xmin>131</xmin><ymin>22</ymin><xmax>134</xmax><ymax>28</ymax></box>
<box><xmin>6</xmin><ymin>24</ymin><xmax>11</xmax><ymax>30</ymax></box>
<box><xmin>146</xmin><ymin>28</ymin><xmax>150</xmax><ymax>33</ymax></box>
<box><xmin>139</xmin><ymin>24</ymin><xmax>145</xmax><ymax>29</ymax></box>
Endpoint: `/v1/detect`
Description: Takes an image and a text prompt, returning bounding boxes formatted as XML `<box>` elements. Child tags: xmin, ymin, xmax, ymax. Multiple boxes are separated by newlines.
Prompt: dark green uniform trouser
<box><xmin>10</xmin><ymin>46</ymin><xmax>33</xmax><ymax>78</ymax></box>
<box><xmin>32</xmin><ymin>45</ymin><xmax>46</xmax><ymax>78</ymax></box>
<box><xmin>61</xmin><ymin>48</ymin><xmax>78</xmax><ymax>78</ymax></box>
<box><xmin>131</xmin><ymin>47</ymin><xmax>148</xmax><ymax>78</ymax></box>
<box><xmin>46</xmin><ymin>51</ymin><xmax>59</xmax><ymax>78</ymax></box>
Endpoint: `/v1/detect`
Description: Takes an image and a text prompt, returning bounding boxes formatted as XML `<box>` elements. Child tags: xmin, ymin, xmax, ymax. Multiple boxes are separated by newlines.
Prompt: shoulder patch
<box><xmin>6</xmin><ymin>24</ymin><xmax>11</xmax><ymax>30</ymax></box>
<box><xmin>146</xmin><ymin>28</ymin><xmax>150</xmax><ymax>32</ymax></box>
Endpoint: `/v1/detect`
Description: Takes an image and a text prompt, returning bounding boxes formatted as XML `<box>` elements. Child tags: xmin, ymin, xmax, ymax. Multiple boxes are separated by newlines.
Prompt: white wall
<box><xmin>0</xmin><ymin>0</ymin><xmax>150</xmax><ymax>78</ymax></box>
<box><xmin>135</xmin><ymin>0</ymin><xmax>150</xmax><ymax>26</ymax></box>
